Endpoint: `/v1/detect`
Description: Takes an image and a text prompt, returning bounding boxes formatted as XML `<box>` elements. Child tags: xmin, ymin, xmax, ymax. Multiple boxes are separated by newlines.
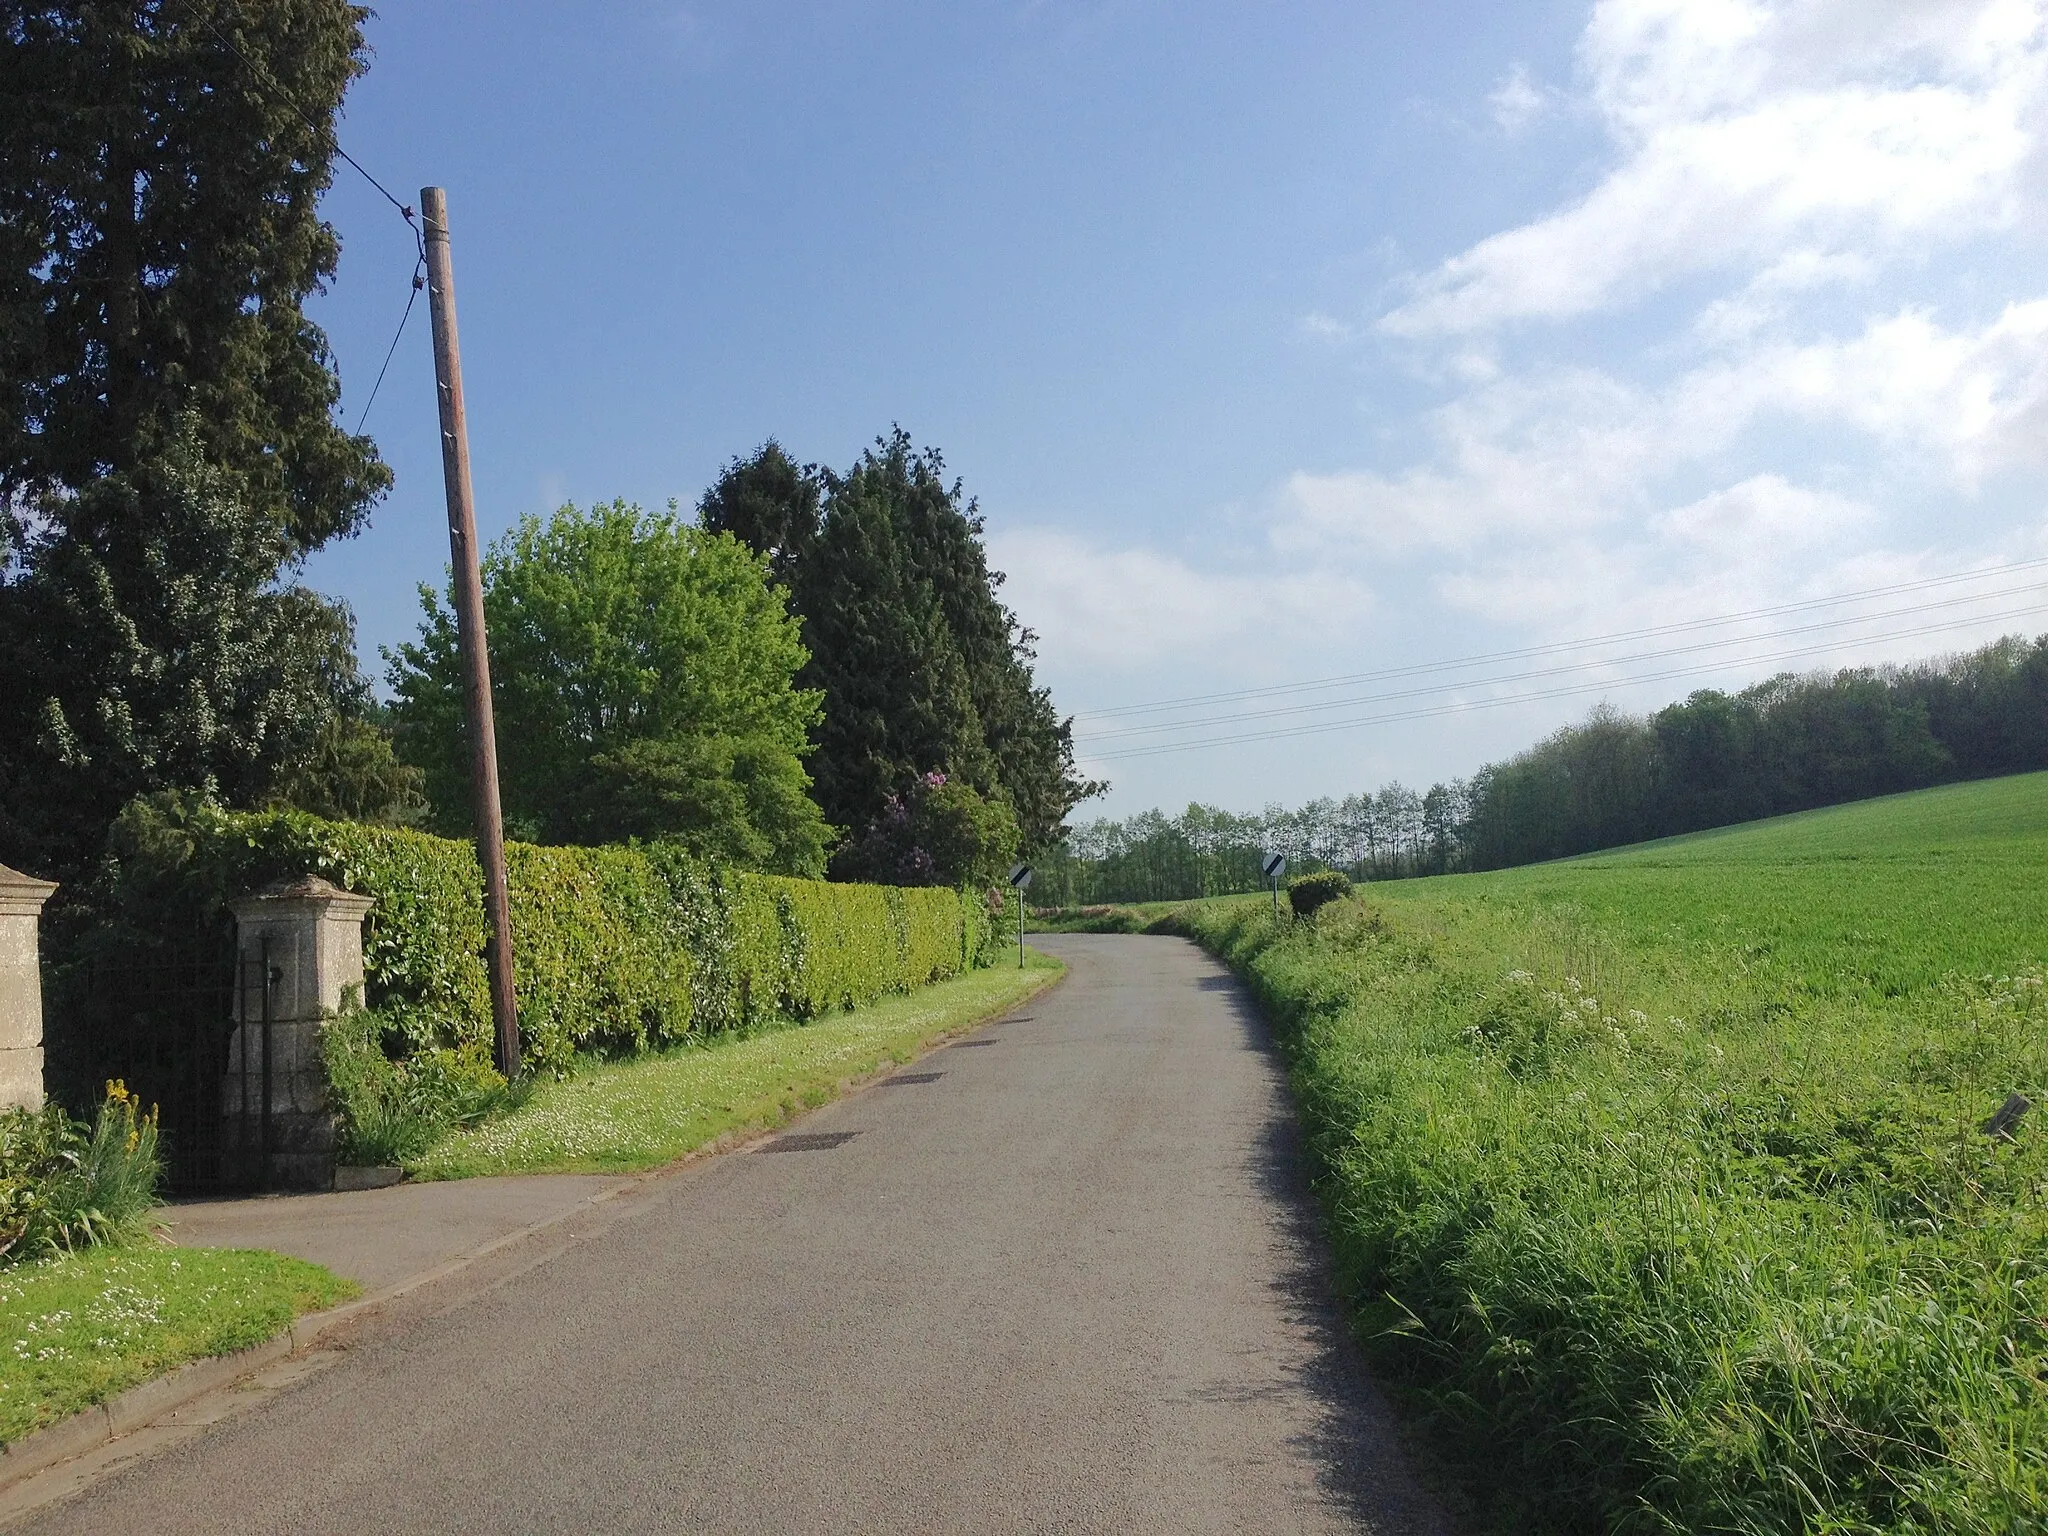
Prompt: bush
<box><xmin>0</xmin><ymin>1084</ymin><xmax>162</xmax><ymax>1264</ymax></box>
<box><xmin>1286</xmin><ymin>869</ymin><xmax>1352</xmax><ymax>919</ymax></box>
<box><xmin>831</xmin><ymin>773</ymin><xmax>1021</xmax><ymax>889</ymax></box>
<box><xmin>321</xmin><ymin>1004</ymin><xmax>511</xmax><ymax>1165</ymax></box>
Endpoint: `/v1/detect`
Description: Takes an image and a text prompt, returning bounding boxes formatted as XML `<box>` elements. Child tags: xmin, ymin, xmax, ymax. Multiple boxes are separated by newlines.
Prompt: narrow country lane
<box><xmin>17</xmin><ymin>936</ymin><xmax>1452</xmax><ymax>1535</ymax></box>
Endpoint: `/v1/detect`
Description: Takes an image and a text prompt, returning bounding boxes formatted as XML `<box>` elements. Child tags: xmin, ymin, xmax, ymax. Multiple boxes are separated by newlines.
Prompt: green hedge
<box><xmin>98</xmin><ymin>799</ymin><xmax>1001</xmax><ymax>1077</ymax></box>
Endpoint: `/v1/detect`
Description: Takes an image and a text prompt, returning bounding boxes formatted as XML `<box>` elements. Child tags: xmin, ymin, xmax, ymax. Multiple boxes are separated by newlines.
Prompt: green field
<box><xmin>1174</xmin><ymin>772</ymin><xmax>2048</xmax><ymax>1535</ymax></box>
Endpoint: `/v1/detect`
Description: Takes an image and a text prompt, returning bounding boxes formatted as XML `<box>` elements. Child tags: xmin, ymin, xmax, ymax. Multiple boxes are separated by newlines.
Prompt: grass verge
<box><xmin>0</xmin><ymin>1245</ymin><xmax>356</xmax><ymax>1446</ymax></box>
<box><xmin>1172</xmin><ymin>772</ymin><xmax>2048</xmax><ymax>1535</ymax></box>
<box><xmin>413</xmin><ymin>951</ymin><xmax>1064</xmax><ymax>1179</ymax></box>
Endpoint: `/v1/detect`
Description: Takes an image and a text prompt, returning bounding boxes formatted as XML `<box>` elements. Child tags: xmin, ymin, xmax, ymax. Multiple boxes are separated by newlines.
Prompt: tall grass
<box><xmin>1176</xmin><ymin>775</ymin><xmax>2048</xmax><ymax>1534</ymax></box>
<box><xmin>320</xmin><ymin>1006</ymin><xmax>519</xmax><ymax>1166</ymax></box>
<box><xmin>0</xmin><ymin>1084</ymin><xmax>163</xmax><ymax>1264</ymax></box>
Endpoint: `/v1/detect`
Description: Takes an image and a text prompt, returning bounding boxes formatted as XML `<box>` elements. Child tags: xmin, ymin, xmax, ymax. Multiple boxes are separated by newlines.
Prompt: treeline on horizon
<box><xmin>1034</xmin><ymin>632</ymin><xmax>2048</xmax><ymax>905</ymax></box>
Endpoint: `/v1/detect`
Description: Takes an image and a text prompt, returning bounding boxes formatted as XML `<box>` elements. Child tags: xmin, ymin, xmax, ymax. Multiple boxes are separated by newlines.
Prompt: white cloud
<box><xmin>1650</xmin><ymin>474</ymin><xmax>1868</xmax><ymax>555</ymax></box>
<box><xmin>658</xmin><ymin>6</ymin><xmax>733</xmax><ymax>71</ymax></box>
<box><xmin>1489</xmin><ymin>64</ymin><xmax>1550</xmax><ymax>134</ymax></box>
<box><xmin>1427</xmin><ymin>528</ymin><xmax>1968</xmax><ymax>646</ymax></box>
<box><xmin>1024</xmin><ymin>0</ymin><xmax>2048</xmax><ymax>801</ymax></box>
<box><xmin>1385</xmin><ymin>0</ymin><xmax>2048</xmax><ymax>334</ymax></box>
<box><xmin>1276</xmin><ymin>294</ymin><xmax>2048</xmax><ymax>573</ymax></box>
<box><xmin>1682</xmin><ymin>299</ymin><xmax>2048</xmax><ymax>481</ymax></box>
<box><xmin>1276</xmin><ymin>367</ymin><xmax>1657</xmax><ymax>558</ymax></box>
<box><xmin>1297</xmin><ymin>311</ymin><xmax>1363</xmax><ymax>344</ymax></box>
<box><xmin>988</xmin><ymin>528</ymin><xmax>1373</xmax><ymax>671</ymax></box>
<box><xmin>1692</xmin><ymin>248</ymin><xmax>1875</xmax><ymax>344</ymax></box>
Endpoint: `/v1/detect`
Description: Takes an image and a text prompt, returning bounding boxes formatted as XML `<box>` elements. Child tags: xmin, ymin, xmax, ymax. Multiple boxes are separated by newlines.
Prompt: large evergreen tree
<box><xmin>0</xmin><ymin>425</ymin><xmax>375</xmax><ymax>877</ymax></box>
<box><xmin>696</xmin><ymin>438</ymin><xmax>819</xmax><ymax>593</ymax></box>
<box><xmin>699</xmin><ymin>431</ymin><xmax>1101</xmax><ymax>858</ymax></box>
<box><xmin>1</xmin><ymin>0</ymin><xmax>387</xmax><ymax>548</ymax></box>
<box><xmin>793</xmin><ymin>449</ymin><xmax>998</xmax><ymax>836</ymax></box>
<box><xmin>0</xmin><ymin>1</ymin><xmax>390</xmax><ymax>880</ymax></box>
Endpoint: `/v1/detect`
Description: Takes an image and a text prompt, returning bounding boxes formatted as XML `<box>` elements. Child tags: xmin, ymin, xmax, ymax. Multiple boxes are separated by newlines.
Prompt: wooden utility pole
<box><xmin>421</xmin><ymin>186</ymin><xmax>520</xmax><ymax>1079</ymax></box>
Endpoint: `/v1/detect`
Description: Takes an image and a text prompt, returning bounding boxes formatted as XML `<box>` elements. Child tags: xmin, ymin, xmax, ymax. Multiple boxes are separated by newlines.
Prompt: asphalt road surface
<box><xmin>20</xmin><ymin>934</ymin><xmax>1452</xmax><ymax>1535</ymax></box>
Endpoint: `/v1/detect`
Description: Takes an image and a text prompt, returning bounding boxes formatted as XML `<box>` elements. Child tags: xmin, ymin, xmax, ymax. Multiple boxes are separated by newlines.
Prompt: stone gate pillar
<box><xmin>225</xmin><ymin>877</ymin><xmax>373</xmax><ymax>1190</ymax></box>
<box><xmin>0</xmin><ymin>864</ymin><xmax>57</xmax><ymax>1111</ymax></box>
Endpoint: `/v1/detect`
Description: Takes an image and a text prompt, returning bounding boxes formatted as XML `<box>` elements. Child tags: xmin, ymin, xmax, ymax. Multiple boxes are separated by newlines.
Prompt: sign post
<box><xmin>1261</xmin><ymin>852</ymin><xmax>1287</xmax><ymax>920</ymax></box>
<box><xmin>1007</xmin><ymin>862</ymin><xmax>1034</xmax><ymax>968</ymax></box>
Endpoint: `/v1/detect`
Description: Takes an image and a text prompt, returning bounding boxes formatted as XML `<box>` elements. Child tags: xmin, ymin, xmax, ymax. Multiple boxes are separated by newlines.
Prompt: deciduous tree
<box><xmin>387</xmin><ymin>501</ymin><xmax>831</xmax><ymax>874</ymax></box>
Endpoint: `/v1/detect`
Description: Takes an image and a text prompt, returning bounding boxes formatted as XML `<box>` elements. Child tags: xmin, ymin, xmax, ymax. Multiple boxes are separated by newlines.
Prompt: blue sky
<box><xmin>305</xmin><ymin>1</ymin><xmax>2048</xmax><ymax>819</ymax></box>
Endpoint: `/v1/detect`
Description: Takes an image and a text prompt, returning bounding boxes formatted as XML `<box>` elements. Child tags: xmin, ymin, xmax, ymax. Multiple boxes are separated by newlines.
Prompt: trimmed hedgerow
<box><xmin>505</xmin><ymin>843</ymin><xmax>698</xmax><ymax>1071</ymax></box>
<box><xmin>755</xmin><ymin>874</ymin><xmax>889</xmax><ymax>1019</ymax></box>
<box><xmin>1286</xmin><ymin>869</ymin><xmax>1353</xmax><ymax>920</ymax></box>
<box><xmin>898</xmin><ymin>886</ymin><xmax>965</xmax><ymax>988</ymax></box>
<box><xmin>98</xmin><ymin>797</ymin><xmax>1000</xmax><ymax>1085</ymax></box>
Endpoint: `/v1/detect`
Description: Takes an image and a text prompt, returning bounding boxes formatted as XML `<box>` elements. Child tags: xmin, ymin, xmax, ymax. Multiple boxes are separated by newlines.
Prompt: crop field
<box><xmin>1175</xmin><ymin>771</ymin><xmax>2048</xmax><ymax>1534</ymax></box>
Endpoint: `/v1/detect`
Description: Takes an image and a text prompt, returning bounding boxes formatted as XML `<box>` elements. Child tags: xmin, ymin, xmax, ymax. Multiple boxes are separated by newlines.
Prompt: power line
<box><xmin>1080</xmin><ymin>604</ymin><xmax>2048</xmax><ymax>761</ymax></box>
<box><xmin>200</xmin><ymin>18</ymin><xmax>421</xmax><ymax>234</ymax></box>
<box><xmin>352</xmin><ymin>261</ymin><xmax>425</xmax><ymax>433</ymax></box>
<box><xmin>1085</xmin><ymin>605</ymin><xmax>2048</xmax><ymax>758</ymax></box>
<box><xmin>1073</xmin><ymin>556</ymin><xmax>2048</xmax><ymax>721</ymax></box>
<box><xmin>1078</xmin><ymin>580</ymin><xmax>2048</xmax><ymax>743</ymax></box>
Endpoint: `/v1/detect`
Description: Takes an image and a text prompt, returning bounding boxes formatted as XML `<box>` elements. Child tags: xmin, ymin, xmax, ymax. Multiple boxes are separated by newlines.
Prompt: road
<box><xmin>18</xmin><ymin>934</ymin><xmax>1451</xmax><ymax>1535</ymax></box>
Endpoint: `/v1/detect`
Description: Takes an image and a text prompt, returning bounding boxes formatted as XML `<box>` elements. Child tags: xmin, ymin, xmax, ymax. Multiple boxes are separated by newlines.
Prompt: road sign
<box><xmin>1262</xmin><ymin>851</ymin><xmax>1287</xmax><ymax>919</ymax></box>
<box><xmin>1006</xmin><ymin>864</ymin><xmax>1033</xmax><ymax>968</ymax></box>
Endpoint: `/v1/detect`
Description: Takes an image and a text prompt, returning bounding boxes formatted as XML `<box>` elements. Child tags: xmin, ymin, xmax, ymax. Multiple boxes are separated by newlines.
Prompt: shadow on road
<box><xmin>1193</xmin><ymin>953</ymin><xmax>1463</xmax><ymax>1536</ymax></box>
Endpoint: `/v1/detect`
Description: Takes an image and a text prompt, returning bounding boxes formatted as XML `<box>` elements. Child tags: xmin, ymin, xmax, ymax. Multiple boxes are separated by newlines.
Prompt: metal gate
<box><xmin>58</xmin><ymin>942</ymin><xmax>269</xmax><ymax>1195</ymax></box>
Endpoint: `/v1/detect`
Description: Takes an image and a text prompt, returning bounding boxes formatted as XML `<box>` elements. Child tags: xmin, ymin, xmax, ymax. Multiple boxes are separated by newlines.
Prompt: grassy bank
<box><xmin>0</xmin><ymin>1246</ymin><xmax>355</xmax><ymax>1445</ymax></box>
<box><xmin>414</xmin><ymin>950</ymin><xmax>1063</xmax><ymax>1178</ymax></box>
<box><xmin>1174</xmin><ymin>772</ymin><xmax>2048</xmax><ymax>1534</ymax></box>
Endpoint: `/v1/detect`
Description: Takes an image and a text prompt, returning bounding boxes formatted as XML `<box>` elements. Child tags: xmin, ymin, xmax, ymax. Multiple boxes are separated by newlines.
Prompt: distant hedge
<box><xmin>1286</xmin><ymin>869</ymin><xmax>1352</xmax><ymax>919</ymax></box>
<box><xmin>94</xmin><ymin>797</ymin><xmax>1000</xmax><ymax>1075</ymax></box>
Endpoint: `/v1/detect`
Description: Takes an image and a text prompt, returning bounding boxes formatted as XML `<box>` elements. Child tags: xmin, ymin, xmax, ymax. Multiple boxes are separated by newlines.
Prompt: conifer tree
<box><xmin>0</xmin><ymin>2</ymin><xmax>390</xmax><ymax>878</ymax></box>
<box><xmin>1</xmin><ymin>1</ymin><xmax>387</xmax><ymax>550</ymax></box>
<box><xmin>0</xmin><ymin>426</ymin><xmax>375</xmax><ymax>878</ymax></box>
<box><xmin>696</xmin><ymin>439</ymin><xmax>820</xmax><ymax>593</ymax></box>
<box><xmin>699</xmin><ymin>431</ymin><xmax>1101</xmax><ymax>858</ymax></box>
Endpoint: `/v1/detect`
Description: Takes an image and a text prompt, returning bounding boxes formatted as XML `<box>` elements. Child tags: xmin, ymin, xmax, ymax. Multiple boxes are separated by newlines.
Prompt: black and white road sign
<box><xmin>1007</xmin><ymin>862</ymin><xmax>1034</xmax><ymax>890</ymax></box>
<box><xmin>1260</xmin><ymin>852</ymin><xmax>1286</xmax><ymax>880</ymax></box>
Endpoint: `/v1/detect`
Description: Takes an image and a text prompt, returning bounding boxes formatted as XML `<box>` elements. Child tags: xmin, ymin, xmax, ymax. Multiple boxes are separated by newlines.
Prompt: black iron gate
<box><xmin>59</xmin><ymin>941</ymin><xmax>271</xmax><ymax>1195</ymax></box>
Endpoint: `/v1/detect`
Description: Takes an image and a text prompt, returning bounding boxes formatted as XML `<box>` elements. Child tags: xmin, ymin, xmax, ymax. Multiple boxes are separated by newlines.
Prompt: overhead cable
<box><xmin>1079</xmin><ymin>581</ymin><xmax>2048</xmax><ymax>744</ymax></box>
<box><xmin>1079</xmin><ymin>603</ymin><xmax>2048</xmax><ymax>761</ymax></box>
<box><xmin>1073</xmin><ymin>556</ymin><xmax>2048</xmax><ymax>721</ymax></box>
<box><xmin>199</xmin><ymin>16</ymin><xmax>425</xmax><ymax>426</ymax></box>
